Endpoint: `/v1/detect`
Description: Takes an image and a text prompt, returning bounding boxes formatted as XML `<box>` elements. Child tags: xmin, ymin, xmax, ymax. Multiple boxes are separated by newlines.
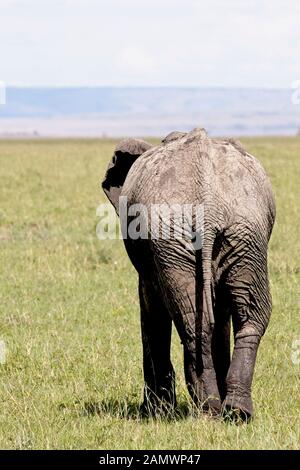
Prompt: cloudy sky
<box><xmin>1</xmin><ymin>0</ymin><xmax>299</xmax><ymax>87</ymax></box>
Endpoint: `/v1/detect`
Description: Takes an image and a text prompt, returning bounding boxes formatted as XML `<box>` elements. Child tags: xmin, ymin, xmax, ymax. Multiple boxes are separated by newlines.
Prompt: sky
<box><xmin>0</xmin><ymin>0</ymin><xmax>300</xmax><ymax>88</ymax></box>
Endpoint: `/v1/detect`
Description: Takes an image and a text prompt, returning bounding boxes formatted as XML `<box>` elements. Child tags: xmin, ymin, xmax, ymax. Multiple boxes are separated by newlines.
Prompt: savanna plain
<box><xmin>0</xmin><ymin>137</ymin><xmax>299</xmax><ymax>449</ymax></box>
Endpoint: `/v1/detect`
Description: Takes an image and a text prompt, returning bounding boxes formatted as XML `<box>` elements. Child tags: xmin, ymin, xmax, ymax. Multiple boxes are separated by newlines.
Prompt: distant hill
<box><xmin>0</xmin><ymin>87</ymin><xmax>299</xmax><ymax>137</ymax></box>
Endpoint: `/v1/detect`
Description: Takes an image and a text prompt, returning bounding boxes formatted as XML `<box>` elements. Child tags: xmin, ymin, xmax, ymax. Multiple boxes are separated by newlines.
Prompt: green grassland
<box><xmin>0</xmin><ymin>137</ymin><xmax>299</xmax><ymax>449</ymax></box>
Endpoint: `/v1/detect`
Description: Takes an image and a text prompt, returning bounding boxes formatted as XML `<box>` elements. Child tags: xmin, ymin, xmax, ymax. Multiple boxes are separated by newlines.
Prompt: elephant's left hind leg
<box><xmin>139</xmin><ymin>277</ymin><xmax>176</xmax><ymax>415</ymax></box>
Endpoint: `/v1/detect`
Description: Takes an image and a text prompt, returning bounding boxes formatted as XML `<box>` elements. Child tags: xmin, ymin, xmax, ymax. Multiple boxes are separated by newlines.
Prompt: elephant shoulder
<box><xmin>162</xmin><ymin>131</ymin><xmax>187</xmax><ymax>144</ymax></box>
<box><xmin>115</xmin><ymin>138</ymin><xmax>152</xmax><ymax>157</ymax></box>
<box><xmin>226</xmin><ymin>138</ymin><xmax>247</xmax><ymax>156</ymax></box>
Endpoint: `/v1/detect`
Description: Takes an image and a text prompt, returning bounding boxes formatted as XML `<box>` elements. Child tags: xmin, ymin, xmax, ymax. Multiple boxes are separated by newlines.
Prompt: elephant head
<box><xmin>102</xmin><ymin>138</ymin><xmax>152</xmax><ymax>214</ymax></box>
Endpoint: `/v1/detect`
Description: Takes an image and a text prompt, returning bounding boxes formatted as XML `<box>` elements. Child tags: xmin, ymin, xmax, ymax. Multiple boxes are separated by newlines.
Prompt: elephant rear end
<box><xmin>102</xmin><ymin>128</ymin><xmax>276</xmax><ymax>420</ymax></box>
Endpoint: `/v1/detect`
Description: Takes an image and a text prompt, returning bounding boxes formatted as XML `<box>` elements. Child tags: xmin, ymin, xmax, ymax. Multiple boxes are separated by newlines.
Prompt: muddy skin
<box><xmin>102</xmin><ymin>128</ymin><xmax>276</xmax><ymax>422</ymax></box>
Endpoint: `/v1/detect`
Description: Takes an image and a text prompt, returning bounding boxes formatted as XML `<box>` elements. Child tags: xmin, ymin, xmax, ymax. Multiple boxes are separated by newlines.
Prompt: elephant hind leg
<box><xmin>222</xmin><ymin>256</ymin><xmax>272</xmax><ymax>421</ymax></box>
<box><xmin>151</xmin><ymin>241</ymin><xmax>221</xmax><ymax>415</ymax></box>
<box><xmin>222</xmin><ymin>323</ymin><xmax>261</xmax><ymax>421</ymax></box>
<box><xmin>159</xmin><ymin>269</ymin><xmax>221</xmax><ymax>414</ymax></box>
<box><xmin>139</xmin><ymin>277</ymin><xmax>176</xmax><ymax>416</ymax></box>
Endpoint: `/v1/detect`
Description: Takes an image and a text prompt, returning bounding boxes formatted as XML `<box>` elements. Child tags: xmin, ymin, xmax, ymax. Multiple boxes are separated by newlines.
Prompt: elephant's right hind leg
<box><xmin>139</xmin><ymin>277</ymin><xmax>176</xmax><ymax>416</ymax></box>
<box><xmin>222</xmin><ymin>255</ymin><xmax>271</xmax><ymax>422</ymax></box>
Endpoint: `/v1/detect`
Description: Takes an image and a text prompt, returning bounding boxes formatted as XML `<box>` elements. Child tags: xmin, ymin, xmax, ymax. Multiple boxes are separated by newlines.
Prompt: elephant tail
<box><xmin>202</xmin><ymin>236</ymin><xmax>215</xmax><ymax>328</ymax></box>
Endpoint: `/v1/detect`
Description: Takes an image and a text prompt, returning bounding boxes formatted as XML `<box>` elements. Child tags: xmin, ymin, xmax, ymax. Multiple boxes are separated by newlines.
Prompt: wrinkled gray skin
<box><xmin>102</xmin><ymin>128</ymin><xmax>276</xmax><ymax>421</ymax></box>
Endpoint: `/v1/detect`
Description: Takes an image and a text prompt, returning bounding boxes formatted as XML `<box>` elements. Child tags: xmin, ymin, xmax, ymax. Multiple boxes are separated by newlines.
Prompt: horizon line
<box><xmin>3</xmin><ymin>84</ymin><xmax>292</xmax><ymax>91</ymax></box>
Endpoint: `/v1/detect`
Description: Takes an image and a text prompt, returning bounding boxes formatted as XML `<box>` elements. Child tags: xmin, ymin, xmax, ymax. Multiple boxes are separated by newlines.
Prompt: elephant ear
<box><xmin>102</xmin><ymin>138</ymin><xmax>152</xmax><ymax>214</ymax></box>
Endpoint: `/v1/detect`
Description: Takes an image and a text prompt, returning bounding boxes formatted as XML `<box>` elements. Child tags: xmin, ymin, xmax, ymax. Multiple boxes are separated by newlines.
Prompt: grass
<box><xmin>0</xmin><ymin>136</ymin><xmax>299</xmax><ymax>449</ymax></box>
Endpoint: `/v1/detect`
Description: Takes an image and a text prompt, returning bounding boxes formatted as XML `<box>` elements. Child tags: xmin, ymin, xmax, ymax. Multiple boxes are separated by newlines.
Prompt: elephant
<box><xmin>102</xmin><ymin>127</ymin><xmax>276</xmax><ymax>421</ymax></box>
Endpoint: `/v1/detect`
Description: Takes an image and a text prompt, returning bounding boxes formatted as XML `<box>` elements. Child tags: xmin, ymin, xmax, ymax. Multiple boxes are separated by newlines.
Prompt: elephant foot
<box><xmin>222</xmin><ymin>394</ymin><xmax>253</xmax><ymax>423</ymax></box>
